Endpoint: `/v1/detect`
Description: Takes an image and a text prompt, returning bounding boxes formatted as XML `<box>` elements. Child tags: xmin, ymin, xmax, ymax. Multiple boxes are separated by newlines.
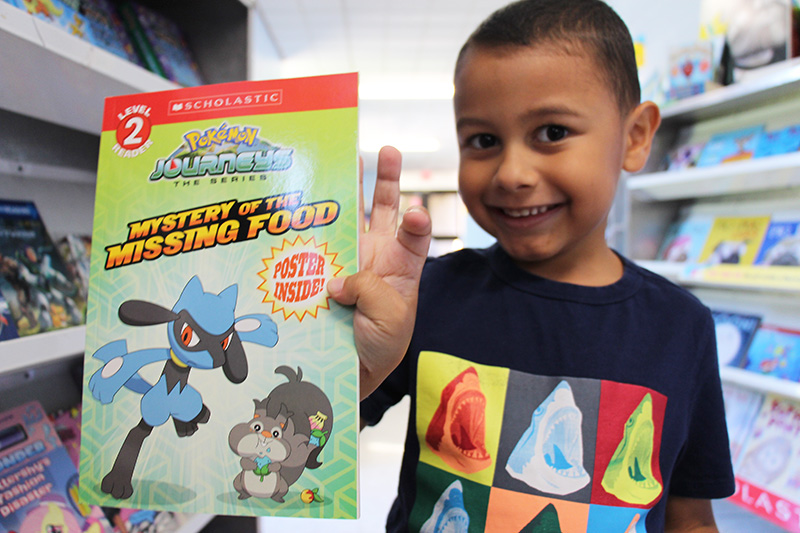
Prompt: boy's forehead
<box><xmin>454</xmin><ymin>44</ymin><xmax>622</xmax><ymax>114</ymax></box>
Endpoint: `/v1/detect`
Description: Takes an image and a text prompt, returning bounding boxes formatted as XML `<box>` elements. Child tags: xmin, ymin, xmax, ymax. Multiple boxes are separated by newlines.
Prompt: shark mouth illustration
<box><xmin>505</xmin><ymin>380</ymin><xmax>590</xmax><ymax>495</ymax></box>
<box><xmin>523</xmin><ymin>503</ymin><xmax>562</xmax><ymax>532</ymax></box>
<box><xmin>601</xmin><ymin>393</ymin><xmax>662</xmax><ymax>505</ymax></box>
<box><xmin>426</xmin><ymin>367</ymin><xmax>491</xmax><ymax>473</ymax></box>
<box><xmin>420</xmin><ymin>480</ymin><xmax>470</xmax><ymax>533</ymax></box>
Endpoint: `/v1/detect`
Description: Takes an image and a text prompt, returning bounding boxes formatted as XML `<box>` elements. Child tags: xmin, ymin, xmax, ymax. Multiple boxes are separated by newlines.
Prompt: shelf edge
<box><xmin>721</xmin><ymin>366</ymin><xmax>800</xmax><ymax>401</ymax></box>
<box><xmin>0</xmin><ymin>326</ymin><xmax>86</xmax><ymax>376</ymax></box>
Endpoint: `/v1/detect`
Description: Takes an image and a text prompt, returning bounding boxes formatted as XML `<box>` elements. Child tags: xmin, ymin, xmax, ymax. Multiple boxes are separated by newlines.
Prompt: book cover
<box><xmin>712</xmin><ymin>310</ymin><xmax>762</xmax><ymax>368</ymax></box>
<box><xmin>695</xmin><ymin>126</ymin><xmax>765</xmax><ymax>167</ymax></box>
<box><xmin>118</xmin><ymin>1</ymin><xmax>203</xmax><ymax>86</ymax></box>
<box><xmin>721</xmin><ymin>383</ymin><xmax>764</xmax><ymax>470</ymax></box>
<box><xmin>754</xmin><ymin>124</ymin><xmax>800</xmax><ymax>158</ymax></box>
<box><xmin>744</xmin><ymin>324</ymin><xmax>800</xmax><ymax>381</ymax></box>
<box><xmin>656</xmin><ymin>211</ymin><xmax>714</xmax><ymax>263</ymax></box>
<box><xmin>754</xmin><ymin>215</ymin><xmax>800</xmax><ymax>266</ymax></box>
<box><xmin>736</xmin><ymin>394</ymin><xmax>800</xmax><ymax>507</ymax></box>
<box><xmin>0</xmin><ymin>290</ymin><xmax>19</xmax><ymax>341</ymax></box>
<box><xmin>0</xmin><ymin>200</ymin><xmax>86</xmax><ymax>336</ymax></box>
<box><xmin>57</xmin><ymin>234</ymin><xmax>92</xmax><ymax>303</ymax></box>
<box><xmin>0</xmin><ymin>401</ymin><xmax>114</xmax><ymax>533</ymax></box>
<box><xmin>742</xmin><ymin>324</ymin><xmax>800</xmax><ymax>381</ymax></box>
<box><xmin>697</xmin><ymin>215</ymin><xmax>771</xmax><ymax>265</ymax></box>
<box><xmin>79</xmin><ymin>0</ymin><xmax>143</xmax><ymax>66</ymax></box>
<box><xmin>10</xmin><ymin>0</ymin><xmax>95</xmax><ymax>41</ymax></box>
<box><xmin>79</xmin><ymin>73</ymin><xmax>360</xmax><ymax>519</ymax></box>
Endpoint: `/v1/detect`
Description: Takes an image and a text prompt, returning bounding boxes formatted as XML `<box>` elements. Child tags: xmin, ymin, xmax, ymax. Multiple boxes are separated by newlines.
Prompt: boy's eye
<box><xmin>467</xmin><ymin>133</ymin><xmax>498</xmax><ymax>150</ymax></box>
<box><xmin>536</xmin><ymin>125</ymin><xmax>568</xmax><ymax>143</ymax></box>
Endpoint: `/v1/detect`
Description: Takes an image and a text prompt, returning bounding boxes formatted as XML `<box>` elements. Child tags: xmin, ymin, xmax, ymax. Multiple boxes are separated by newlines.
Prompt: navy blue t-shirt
<box><xmin>361</xmin><ymin>245</ymin><xmax>735</xmax><ymax>532</ymax></box>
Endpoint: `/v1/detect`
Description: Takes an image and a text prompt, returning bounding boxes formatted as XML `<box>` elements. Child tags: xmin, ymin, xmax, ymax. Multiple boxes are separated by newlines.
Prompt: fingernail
<box><xmin>327</xmin><ymin>277</ymin><xmax>343</xmax><ymax>295</ymax></box>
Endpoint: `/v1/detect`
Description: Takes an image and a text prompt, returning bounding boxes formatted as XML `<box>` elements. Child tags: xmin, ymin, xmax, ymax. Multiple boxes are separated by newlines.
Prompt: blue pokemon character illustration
<box><xmin>88</xmin><ymin>275</ymin><xmax>279</xmax><ymax>500</ymax></box>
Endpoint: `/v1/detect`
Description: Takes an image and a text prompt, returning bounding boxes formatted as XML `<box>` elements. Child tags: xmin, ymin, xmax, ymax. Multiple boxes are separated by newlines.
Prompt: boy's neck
<box><xmin>512</xmin><ymin>245</ymin><xmax>624</xmax><ymax>287</ymax></box>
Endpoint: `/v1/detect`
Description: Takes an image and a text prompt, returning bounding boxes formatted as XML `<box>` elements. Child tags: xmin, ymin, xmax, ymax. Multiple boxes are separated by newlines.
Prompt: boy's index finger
<box><xmin>369</xmin><ymin>146</ymin><xmax>403</xmax><ymax>234</ymax></box>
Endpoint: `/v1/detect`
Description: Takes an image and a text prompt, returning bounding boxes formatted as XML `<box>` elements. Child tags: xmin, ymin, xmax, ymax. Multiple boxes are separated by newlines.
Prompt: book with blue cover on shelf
<box><xmin>695</xmin><ymin>125</ymin><xmax>765</xmax><ymax>167</ymax></box>
<box><xmin>0</xmin><ymin>199</ymin><xmax>85</xmax><ymax>337</ymax></box>
<box><xmin>742</xmin><ymin>324</ymin><xmax>800</xmax><ymax>381</ymax></box>
<box><xmin>753</xmin><ymin>124</ymin><xmax>800</xmax><ymax>158</ymax></box>
<box><xmin>712</xmin><ymin>310</ymin><xmax>762</xmax><ymax>368</ymax></box>
<box><xmin>79</xmin><ymin>0</ymin><xmax>143</xmax><ymax>66</ymax></box>
<box><xmin>656</xmin><ymin>210</ymin><xmax>715</xmax><ymax>263</ymax></box>
<box><xmin>754</xmin><ymin>213</ymin><xmax>800</xmax><ymax>266</ymax></box>
<box><xmin>3</xmin><ymin>0</ymin><xmax>96</xmax><ymax>42</ymax></box>
<box><xmin>0</xmin><ymin>290</ymin><xmax>19</xmax><ymax>341</ymax></box>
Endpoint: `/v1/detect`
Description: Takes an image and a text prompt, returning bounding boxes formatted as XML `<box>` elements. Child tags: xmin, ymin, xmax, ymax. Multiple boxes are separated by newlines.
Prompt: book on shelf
<box><xmin>56</xmin><ymin>234</ymin><xmax>92</xmax><ymax>303</ymax></box>
<box><xmin>118</xmin><ymin>1</ymin><xmax>204</xmax><ymax>86</ymax></box>
<box><xmin>0</xmin><ymin>199</ymin><xmax>86</xmax><ymax>337</ymax></box>
<box><xmin>754</xmin><ymin>213</ymin><xmax>800</xmax><ymax>266</ymax></box>
<box><xmin>0</xmin><ymin>289</ymin><xmax>19</xmax><ymax>341</ymax></box>
<box><xmin>80</xmin><ymin>73</ymin><xmax>360</xmax><ymax>519</ymax></box>
<box><xmin>3</xmin><ymin>0</ymin><xmax>96</xmax><ymax>42</ymax></box>
<box><xmin>753</xmin><ymin>123</ymin><xmax>800</xmax><ymax>158</ymax></box>
<box><xmin>736</xmin><ymin>394</ymin><xmax>800</xmax><ymax>512</ymax></box>
<box><xmin>656</xmin><ymin>209</ymin><xmax>714</xmax><ymax>263</ymax></box>
<box><xmin>0</xmin><ymin>400</ymin><xmax>114</xmax><ymax>533</ymax></box>
<box><xmin>79</xmin><ymin>0</ymin><xmax>144</xmax><ymax>66</ymax></box>
<box><xmin>712</xmin><ymin>310</ymin><xmax>762</xmax><ymax>368</ymax></box>
<box><xmin>663</xmin><ymin>141</ymin><xmax>705</xmax><ymax>171</ymax></box>
<box><xmin>695</xmin><ymin>125</ymin><xmax>765</xmax><ymax>167</ymax></box>
<box><xmin>50</xmin><ymin>404</ymin><xmax>193</xmax><ymax>533</ymax></box>
<box><xmin>721</xmin><ymin>383</ymin><xmax>764</xmax><ymax>471</ymax></box>
<box><xmin>741</xmin><ymin>324</ymin><xmax>800</xmax><ymax>381</ymax></box>
<box><xmin>697</xmin><ymin>215</ymin><xmax>771</xmax><ymax>265</ymax></box>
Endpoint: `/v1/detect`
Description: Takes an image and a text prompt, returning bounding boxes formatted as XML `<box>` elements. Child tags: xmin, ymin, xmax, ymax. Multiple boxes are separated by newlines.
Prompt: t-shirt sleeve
<box><xmin>360</xmin><ymin>352</ymin><xmax>411</xmax><ymax>427</ymax></box>
<box><xmin>668</xmin><ymin>312</ymin><xmax>736</xmax><ymax>499</ymax></box>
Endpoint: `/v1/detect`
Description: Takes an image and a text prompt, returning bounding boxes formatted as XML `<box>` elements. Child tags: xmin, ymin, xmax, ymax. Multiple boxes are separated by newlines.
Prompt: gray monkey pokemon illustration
<box><xmin>228</xmin><ymin>365</ymin><xmax>333</xmax><ymax>502</ymax></box>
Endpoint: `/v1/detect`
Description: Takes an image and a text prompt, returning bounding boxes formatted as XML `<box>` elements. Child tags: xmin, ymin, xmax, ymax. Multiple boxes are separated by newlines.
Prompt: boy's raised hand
<box><xmin>327</xmin><ymin>146</ymin><xmax>431</xmax><ymax>400</ymax></box>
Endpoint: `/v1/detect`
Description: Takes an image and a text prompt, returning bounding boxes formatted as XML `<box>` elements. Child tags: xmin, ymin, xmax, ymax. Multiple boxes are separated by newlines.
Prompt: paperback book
<box><xmin>695</xmin><ymin>126</ymin><xmax>764</xmax><ymax>167</ymax></box>
<box><xmin>656</xmin><ymin>210</ymin><xmax>714</xmax><ymax>263</ymax></box>
<box><xmin>712</xmin><ymin>310</ymin><xmax>762</xmax><ymax>368</ymax></box>
<box><xmin>79</xmin><ymin>73</ymin><xmax>360</xmax><ymax>519</ymax></box>
<box><xmin>742</xmin><ymin>324</ymin><xmax>800</xmax><ymax>381</ymax></box>
<box><xmin>697</xmin><ymin>215</ymin><xmax>771</xmax><ymax>265</ymax></box>
<box><xmin>0</xmin><ymin>200</ymin><xmax>86</xmax><ymax>336</ymax></box>
<box><xmin>79</xmin><ymin>0</ymin><xmax>143</xmax><ymax>66</ymax></box>
<box><xmin>721</xmin><ymin>383</ymin><xmax>763</xmax><ymax>470</ymax></box>
<box><xmin>754</xmin><ymin>214</ymin><xmax>800</xmax><ymax>266</ymax></box>
<box><xmin>0</xmin><ymin>401</ymin><xmax>114</xmax><ymax>533</ymax></box>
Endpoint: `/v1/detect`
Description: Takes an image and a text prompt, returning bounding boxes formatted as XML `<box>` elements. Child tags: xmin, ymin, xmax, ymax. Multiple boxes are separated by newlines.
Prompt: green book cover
<box><xmin>79</xmin><ymin>73</ymin><xmax>360</xmax><ymax>519</ymax></box>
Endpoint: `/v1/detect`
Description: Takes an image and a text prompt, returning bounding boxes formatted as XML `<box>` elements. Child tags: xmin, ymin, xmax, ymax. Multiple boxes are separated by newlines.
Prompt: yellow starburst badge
<box><xmin>258</xmin><ymin>236</ymin><xmax>343</xmax><ymax>321</ymax></box>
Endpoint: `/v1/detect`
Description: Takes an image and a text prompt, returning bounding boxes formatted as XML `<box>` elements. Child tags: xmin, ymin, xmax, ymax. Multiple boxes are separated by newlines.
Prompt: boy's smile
<box><xmin>454</xmin><ymin>45</ymin><xmax>654</xmax><ymax>285</ymax></box>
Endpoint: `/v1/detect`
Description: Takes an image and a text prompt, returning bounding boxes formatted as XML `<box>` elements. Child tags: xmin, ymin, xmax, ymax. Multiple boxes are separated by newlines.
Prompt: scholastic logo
<box><xmin>168</xmin><ymin>90</ymin><xmax>283</xmax><ymax>115</ymax></box>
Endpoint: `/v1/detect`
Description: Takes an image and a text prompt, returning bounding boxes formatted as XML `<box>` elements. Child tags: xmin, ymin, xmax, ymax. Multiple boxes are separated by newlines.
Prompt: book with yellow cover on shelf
<box><xmin>697</xmin><ymin>215</ymin><xmax>771</xmax><ymax>265</ymax></box>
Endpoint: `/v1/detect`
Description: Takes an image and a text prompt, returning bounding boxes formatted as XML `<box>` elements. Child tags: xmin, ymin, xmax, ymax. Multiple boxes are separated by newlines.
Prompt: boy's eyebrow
<box><xmin>456</xmin><ymin>105</ymin><xmax>583</xmax><ymax>130</ymax></box>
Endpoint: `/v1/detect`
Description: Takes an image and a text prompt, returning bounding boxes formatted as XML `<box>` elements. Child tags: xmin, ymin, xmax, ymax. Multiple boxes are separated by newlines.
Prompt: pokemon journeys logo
<box><xmin>148</xmin><ymin>122</ymin><xmax>293</xmax><ymax>181</ymax></box>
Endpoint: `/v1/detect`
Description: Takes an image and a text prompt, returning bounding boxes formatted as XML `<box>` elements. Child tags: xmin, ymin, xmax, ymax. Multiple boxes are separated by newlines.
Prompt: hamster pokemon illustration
<box><xmin>228</xmin><ymin>365</ymin><xmax>333</xmax><ymax>502</ymax></box>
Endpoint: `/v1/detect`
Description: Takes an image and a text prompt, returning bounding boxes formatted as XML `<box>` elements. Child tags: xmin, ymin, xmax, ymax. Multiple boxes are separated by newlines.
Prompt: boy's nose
<box><xmin>493</xmin><ymin>145</ymin><xmax>538</xmax><ymax>192</ymax></box>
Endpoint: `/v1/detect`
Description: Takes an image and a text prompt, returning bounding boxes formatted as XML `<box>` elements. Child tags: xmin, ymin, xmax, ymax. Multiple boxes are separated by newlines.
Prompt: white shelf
<box><xmin>176</xmin><ymin>514</ymin><xmax>214</xmax><ymax>533</ymax></box>
<box><xmin>0</xmin><ymin>326</ymin><xmax>85</xmax><ymax>376</ymax></box>
<box><xmin>660</xmin><ymin>57</ymin><xmax>800</xmax><ymax>124</ymax></box>
<box><xmin>637</xmin><ymin>260</ymin><xmax>800</xmax><ymax>295</ymax></box>
<box><xmin>629</xmin><ymin>152</ymin><xmax>800</xmax><ymax>201</ymax></box>
<box><xmin>0</xmin><ymin>2</ymin><xmax>177</xmax><ymax>135</ymax></box>
<box><xmin>721</xmin><ymin>366</ymin><xmax>800</xmax><ymax>402</ymax></box>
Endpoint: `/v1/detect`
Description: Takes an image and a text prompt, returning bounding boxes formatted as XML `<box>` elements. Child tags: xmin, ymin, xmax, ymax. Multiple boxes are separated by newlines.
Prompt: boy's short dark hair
<box><xmin>456</xmin><ymin>0</ymin><xmax>641</xmax><ymax>113</ymax></box>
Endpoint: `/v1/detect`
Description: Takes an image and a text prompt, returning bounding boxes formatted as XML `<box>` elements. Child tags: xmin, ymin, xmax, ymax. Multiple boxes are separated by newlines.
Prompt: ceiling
<box><xmin>251</xmin><ymin>0</ymin><xmax>513</xmax><ymax>179</ymax></box>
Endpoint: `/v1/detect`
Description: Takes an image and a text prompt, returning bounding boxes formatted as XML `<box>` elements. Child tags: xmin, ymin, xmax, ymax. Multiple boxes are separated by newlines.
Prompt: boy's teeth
<box><xmin>504</xmin><ymin>205</ymin><xmax>550</xmax><ymax>217</ymax></box>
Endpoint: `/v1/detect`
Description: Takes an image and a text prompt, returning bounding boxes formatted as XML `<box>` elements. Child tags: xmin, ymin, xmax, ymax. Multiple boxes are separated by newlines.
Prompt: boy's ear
<box><xmin>622</xmin><ymin>101</ymin><xmax>661</xmax><ymax>173</ymax></box>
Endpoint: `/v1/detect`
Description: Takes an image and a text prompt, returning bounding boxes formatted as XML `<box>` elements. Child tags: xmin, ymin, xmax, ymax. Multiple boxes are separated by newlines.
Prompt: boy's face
<box><xmin>454</xmin><ymin>45</ymin><xmax>644</xmax><ymax>281</ymax></box>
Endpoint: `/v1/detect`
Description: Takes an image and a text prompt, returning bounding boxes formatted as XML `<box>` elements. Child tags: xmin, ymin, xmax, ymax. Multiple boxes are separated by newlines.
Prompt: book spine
<box><xmin>117</xmin><ymin>1</ymin><xmax>165</xmax><ymax>78</ymax></box>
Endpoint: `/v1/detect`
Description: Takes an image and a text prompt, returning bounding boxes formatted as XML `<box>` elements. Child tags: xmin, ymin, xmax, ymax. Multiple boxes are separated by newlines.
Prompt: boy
<box><xmin>328</xmin><ymin>0</ymin><xmax>735</xmax><ymax>531</ymax></box>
